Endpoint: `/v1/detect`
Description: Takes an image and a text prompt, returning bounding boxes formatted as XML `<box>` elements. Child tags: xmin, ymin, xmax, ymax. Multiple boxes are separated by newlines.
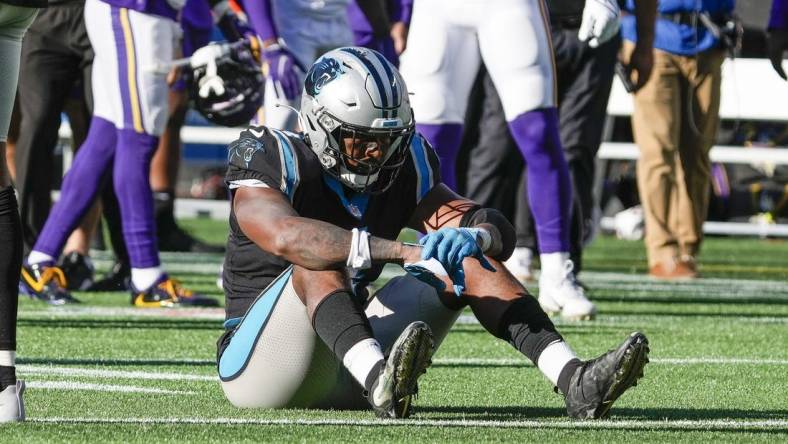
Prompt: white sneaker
<box><xmin>613</xmin><ymin>206</ymin><xmax>644</xmax><ymax>241</ymax></box>
<box><xmin>0</xmin><ymin>380</ymin><xmax>25</xmax><ymax>423</ymax></box>
<box><xmin>538</xmin><ymin>261</ymin><xmax>596</xmax><ymax>321</ymax></box>
<box><xmin>504</xmin><ymin>247</ymin><xmax>535</xmax><ymax>283</ymax></box>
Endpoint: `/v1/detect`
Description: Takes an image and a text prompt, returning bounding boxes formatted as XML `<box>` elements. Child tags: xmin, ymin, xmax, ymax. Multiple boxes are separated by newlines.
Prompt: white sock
<box><xmin>537</xmin><ymin>340</ymin><xmax>578</xmax><ymax>386</ymax></box>
<box><xmin>540</xmin><ymin>252</ymin><xmax>570</xmax><ymax>280</ymax></box>
<box><xmin>342</xmin><ymin>338</ymin><xmax>385</xmax><ymax>387</ymax></box>
<box><xmin>515</xmin><ymin>247</ymin><xmax>533</xmax><ymax>262</ymax></box>
<box><xmin>27</xmin><ymin>251</ymin><xmax>55</xmax><ymax>266</ymax></box>
<box><xmin>0</xmin><ymin>350</ymin><xmax>15</xmax><ymax>367</ymax></box>
<box><xmin>131</xmin><ymin>267</ymin><xmax>164</xmax><ymax>291</ymax></box>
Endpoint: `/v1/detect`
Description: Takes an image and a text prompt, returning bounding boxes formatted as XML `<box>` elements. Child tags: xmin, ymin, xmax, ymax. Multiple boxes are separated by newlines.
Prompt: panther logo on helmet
<box><xmin>304</xmin><ymin>58</ymin><xmax>345</xmax><ymax>97</ymax></box>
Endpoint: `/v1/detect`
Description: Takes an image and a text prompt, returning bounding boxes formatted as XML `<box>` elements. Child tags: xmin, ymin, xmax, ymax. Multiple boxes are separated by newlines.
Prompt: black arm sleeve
<box><xmin>459</xmin><ymin>206</ymin><xmax>516</xmax><ymax>261</ymax></box>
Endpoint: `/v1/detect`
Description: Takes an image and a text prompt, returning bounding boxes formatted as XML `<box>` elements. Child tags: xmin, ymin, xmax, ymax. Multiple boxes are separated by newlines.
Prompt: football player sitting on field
<box><xmin>213</xmin><ymin>46</ymin><xmax>650</xmax><ymax>418</ymax></box>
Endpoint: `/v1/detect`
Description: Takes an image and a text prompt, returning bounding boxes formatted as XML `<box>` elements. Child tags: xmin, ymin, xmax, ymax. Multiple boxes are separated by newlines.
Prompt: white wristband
<box><xmin>347</xmin><ymin>228</ymin><xmax>372</xmax><ymax>270</ymax></box>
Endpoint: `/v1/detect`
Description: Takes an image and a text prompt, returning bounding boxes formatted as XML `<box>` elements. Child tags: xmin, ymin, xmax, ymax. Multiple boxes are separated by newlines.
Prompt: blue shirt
<box><xmin>621</xmin><ymin>0</ymin><xmax>735</xmax><ymax>56</ymax></box>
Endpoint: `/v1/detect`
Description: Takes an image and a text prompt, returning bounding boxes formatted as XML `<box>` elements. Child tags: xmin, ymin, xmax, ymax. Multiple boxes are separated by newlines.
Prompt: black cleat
<box><xmin>367</xmin><ymin>321</ymin><xmax>434</xmax><ymax>419</ymax></box>
<box><xmin>158</xmin><ymin>225</ymin><xmax>224</xmax><ymax>253</ymax></box>
<box><xmin>564</xmin><ymin>332</ymin><xmax>650</xmax><ymax>419</ymax></box>
<box><xmin>88</xmin><ymin>261</ymin><xmax>131</xmax><ymax>292</ymax></box>
<box><xmin>19</xmin><ymin>263</ymin><xmax>80</xmax><ymax>305</ymax></box>
<box><xmin>59</xmin><ymin>252</ymin><xmax>95</xmax><ymax>291</ymax></box>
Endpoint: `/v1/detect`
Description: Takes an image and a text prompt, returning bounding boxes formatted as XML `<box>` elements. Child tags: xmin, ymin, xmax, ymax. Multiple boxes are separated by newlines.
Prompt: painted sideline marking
<box><xmin>18</xmin><ymin>307</ymin><xmax>225</xmax><ymax>320</ymax></box>
<box><xmin>19</xmin><ymin>365</ymin><xmax>217</xmax><ymax>382</ymax></box>
<box><xmin>18</xmin><ymin>310</ymin><xmax>787</xmax><ymax>326</ymax></box>
<box><xmin>17</xmin><ymin>356</ymin><xmax>788</xmax><ymax>385</ymax></box>
<box><xmin>26</xmin><ymin>381</ymin><xmax>194</xmax><ymax>395</ymax></box>
<box><xmin>28</xmin><ymin>417</ymin><xmax>788</xmax><ymax>430</ymax></box>
<box><xmin>433</xmin><ymin>357</ymin><xmax>788</xmax><ymax>366</ymax></box>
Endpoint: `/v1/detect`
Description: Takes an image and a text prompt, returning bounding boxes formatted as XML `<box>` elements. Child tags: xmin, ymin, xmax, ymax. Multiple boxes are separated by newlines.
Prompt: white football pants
<box><xmin>399</xmin><ymin>0</ymin><xmax>557</xmax><ymax>124</ymax></box>
<box><xmin>218</xmin><ymin>268</ymin><xmax>460</xmax><ymax>409</ymax></box>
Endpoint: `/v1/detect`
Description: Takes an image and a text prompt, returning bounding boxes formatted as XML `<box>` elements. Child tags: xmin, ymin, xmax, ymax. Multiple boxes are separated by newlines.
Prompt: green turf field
<box><xmin>3</xmin><ymin>218</ymin><xmax>787</xmax><ymax>442</ymax></box>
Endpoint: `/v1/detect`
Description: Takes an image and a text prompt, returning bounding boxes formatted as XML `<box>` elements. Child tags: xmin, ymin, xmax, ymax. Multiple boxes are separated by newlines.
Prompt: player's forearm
<box><xmin>633</xmin><ymin>0</ymin><xmax>657</xmax><ymax>47</ymax></box>
<box><xmin>268</xmin><ymin>216</ymin><xmax>419</xmax><ymax>270</ymax></box>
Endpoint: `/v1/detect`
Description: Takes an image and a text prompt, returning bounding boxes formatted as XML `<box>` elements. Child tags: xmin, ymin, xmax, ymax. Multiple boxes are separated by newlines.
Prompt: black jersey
<box><xmin>222</xmin><ymin>126</ymin><xmax>441</xmax><ymax>319</ymax></box>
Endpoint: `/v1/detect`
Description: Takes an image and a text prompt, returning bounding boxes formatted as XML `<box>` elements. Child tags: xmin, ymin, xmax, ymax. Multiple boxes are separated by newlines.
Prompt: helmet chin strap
<box><xmin>274</xmin><ymin>102</ymin><xmax>308</xmax><ymax>131</ymax></box>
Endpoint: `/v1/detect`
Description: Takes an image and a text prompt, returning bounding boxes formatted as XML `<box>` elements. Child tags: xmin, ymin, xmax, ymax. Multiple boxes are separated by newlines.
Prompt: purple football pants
<box><xmin>33</xmin><ymin>116</ymin><xmax>161</xmax><ymax>268</ymax></box>
<box><xmin>417</xmin><ymin>107</ymin><xmax>572</xmax><ymax>253</ymax></box>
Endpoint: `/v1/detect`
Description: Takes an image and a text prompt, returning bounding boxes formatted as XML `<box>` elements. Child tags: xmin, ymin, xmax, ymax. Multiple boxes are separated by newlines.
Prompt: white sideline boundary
<box><xmin>16</xmin><ymin>356</ymin><xmax>788</xmax><ymax>385</ymax></box>
<box><xmin>16</xmin><ymin>310</ymin><xmax>788</xmax><ymax>325</ymax></box>
<box><xmin>19</xmin><ymin>365</ymin><xmax>217</xmax><ymax>382</ymax></box>
<box><xmin>28</xmin><ymin>416</ymin><xmax>788</xmax><ymax>430</ymax></box>
<box><xmin>26</xmin><ymin>381</ymin><xmax>194</xmax><ymax>395</ymax></box>
<box><xmin>433</xmin><ymin>357</ymin><xmax>788</xmax><ymax>366</ymax></box>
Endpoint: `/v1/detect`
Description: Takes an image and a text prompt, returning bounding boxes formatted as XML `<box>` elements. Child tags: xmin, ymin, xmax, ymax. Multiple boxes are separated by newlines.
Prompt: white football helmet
<box><xmin>300</xmin><ymin>47</ymin><xmax>415</xmax><ymax>194</ymax></box>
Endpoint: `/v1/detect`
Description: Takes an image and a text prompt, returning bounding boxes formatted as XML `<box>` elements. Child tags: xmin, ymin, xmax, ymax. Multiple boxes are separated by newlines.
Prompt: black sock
<box><xmin>495</xmin><ymin>296</ymin><xmax>563</xmax><ymax>365</ymax></box>
<box><xmin>0</xmin><ymin>365</ymin><xmax>16</xmax><ymax>391</ymax></box>
<box><xmin>557</xmin><ymin>358</ymin><xmax>584</xmax><ymax>395</ymax></box>
<box><xmin>153</xmin><ymin>189</ymin><xmax>176</xmax><ymax>230</ymax></box>
<box><xmin>311</xmin><ymin>289</ymin><xmax>375</xmax><ymax>362</ymax></box>
<box><xmin>0</xmin><ymin>187</ymin><xmax>22</xmax><ymax>361</ymax></box>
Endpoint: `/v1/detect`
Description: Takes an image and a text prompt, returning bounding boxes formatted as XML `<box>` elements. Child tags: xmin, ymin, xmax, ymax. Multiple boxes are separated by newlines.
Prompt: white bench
<box><xmin>599</xmin><ymin>57</ymin><xmax>788</xmax><ymax>237</ymax></box>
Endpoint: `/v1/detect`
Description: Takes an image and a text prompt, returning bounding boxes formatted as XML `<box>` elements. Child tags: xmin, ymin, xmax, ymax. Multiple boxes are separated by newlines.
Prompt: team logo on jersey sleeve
<box><xmin>305</xmin><ymin>58</ymin><xmax>345</xmax><ymax>96</ymax></box>
<box><xmin>228</xmin><ymin>137</ymin><xmax>265</xmax><ymax>168</ymax></box>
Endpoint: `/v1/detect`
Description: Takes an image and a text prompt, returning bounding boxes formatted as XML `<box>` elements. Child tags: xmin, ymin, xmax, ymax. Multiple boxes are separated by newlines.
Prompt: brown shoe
<box><xmin>679</xmin><ymin>255</ymin><xmax>699</xmax><ymax>277</ymax></box>
<box><xmin>649</xmin><ymin>259</ymin><xmax>698</xmax><ymax>281</ymax></box>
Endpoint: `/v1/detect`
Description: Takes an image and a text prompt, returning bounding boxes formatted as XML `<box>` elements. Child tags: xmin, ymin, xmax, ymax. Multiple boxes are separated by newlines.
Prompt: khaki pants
<box><xmin>623</xmin><ymin>41</ymin><xmax>725</xmax><ymax>267</ymax></box>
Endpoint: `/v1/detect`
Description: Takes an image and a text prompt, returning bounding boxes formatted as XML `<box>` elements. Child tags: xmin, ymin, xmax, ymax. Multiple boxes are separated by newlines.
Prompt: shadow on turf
<box><xmin>17</xmin><ymin>318</ymin><xmax>220</xmax><ymax>330</ymax></box>
<box><xmin>422</xmin><ymin>405</ymin><xmax>788</xmax><ymax>423</ymax></box>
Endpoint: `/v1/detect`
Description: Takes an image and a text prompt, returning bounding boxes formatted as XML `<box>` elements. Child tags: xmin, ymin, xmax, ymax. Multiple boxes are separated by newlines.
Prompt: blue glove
<box><xmin>264</xmin><ymin>44</ymin><xmax>306</xmax><ymax>101</ymax></box>
<box><xmin>419</xmin><ymin>228</ymin><xmax>496</xmax><ymax>296</ymax></box>
<box><xmin>403</xmin><ymin>261</ymin><xmax>447</xmax><ymax>293</ymax></box>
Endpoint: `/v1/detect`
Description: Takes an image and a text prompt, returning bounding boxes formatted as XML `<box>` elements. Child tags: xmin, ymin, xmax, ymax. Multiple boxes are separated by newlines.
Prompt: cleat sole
<box><xmin>594</xmin><ymin>332</ymin><xmax>649</xmax><ymax>419</ymax></box>
<box><xmin>390</xmin><ymin>322</ymin><xmax>435</xmax><ymax>418</ymax></box>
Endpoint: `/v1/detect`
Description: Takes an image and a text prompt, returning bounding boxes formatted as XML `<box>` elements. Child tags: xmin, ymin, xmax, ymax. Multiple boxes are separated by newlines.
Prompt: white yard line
<box><xmin>17</xmin><ymin>356</ymin><xmax>788</xmax><ymax>386</ymax></box>
<box><xmin>432</xmin><ymin>357</ymin><xmax>788</xmax><ymax>366</ymax></box>
<box><xmin>18</xmin><ymin>307</ymin><xmax>225</xmax><ymax>320</ymax></box>
<box><xmin>376</xmin><ymin>268</ymin><xmax>788</xmax><ymax>291</ymax></box>
<box><xmin>455</xmin><ymin>314</ymin><xmax>788</xmax><ymax>326</ymax></box>
<box><xmin>28</xmin><ymin>416</ymin><xmax>788</xmax><ymax>430</ymax></box>
<box><xmin>17</xmin><ymin>310</ymin><xmax>786</xmax><ymax>326</ymax></box>
<box><xmin>26</xmin><ymin>381</ymin><xmax>194</xmax><ymax>395</ymax></box>
<box><xmin>579</xmin><ymin>271</ymin><xmax>788</xmax><ymax>289</ymax></box>
<box><xmin>18</xmin><ymin>365</ymin><xmax>217</xmax><ymax>382</ymax></box>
